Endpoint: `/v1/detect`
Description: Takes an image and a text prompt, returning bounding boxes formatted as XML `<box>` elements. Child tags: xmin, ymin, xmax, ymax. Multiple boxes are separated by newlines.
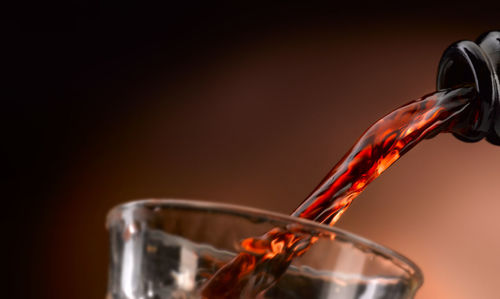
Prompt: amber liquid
<box><xmin>201</xmin><ymin>86</ymin><xmax>476</xmax><ymax>298</ymax></box>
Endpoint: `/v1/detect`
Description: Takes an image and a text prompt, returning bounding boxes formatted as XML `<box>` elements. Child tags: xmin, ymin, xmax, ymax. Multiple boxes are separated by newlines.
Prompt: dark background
<box><xmin>6</xmin><ymin>2</ymin><xmax>500</xmax><ymax>299</ymax></box>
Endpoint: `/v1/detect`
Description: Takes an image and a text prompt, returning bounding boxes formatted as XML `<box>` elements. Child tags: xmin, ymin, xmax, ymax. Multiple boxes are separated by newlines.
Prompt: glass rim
<box><xmin>107</xmin><ymin>198</ymin><xmax>423</xmax><ymax>287</ymax></box>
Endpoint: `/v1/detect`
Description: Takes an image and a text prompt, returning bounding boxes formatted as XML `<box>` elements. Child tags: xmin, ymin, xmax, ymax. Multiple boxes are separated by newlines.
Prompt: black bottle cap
<box><xmin>437</xmin><ymin>31</ymin><xmax>500</xmax><ymax>145</ymax></box>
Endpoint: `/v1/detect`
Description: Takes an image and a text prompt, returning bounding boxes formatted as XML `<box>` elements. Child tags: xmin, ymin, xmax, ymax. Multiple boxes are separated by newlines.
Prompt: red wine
<box><xmin>292</xmin><ymin>86</ymin><xmax>474</xmax><ymax>224</ymax></box>
<box><xmin>201</xmin><ymin>86</ymin><xmax>476</xmax><ymax>298</ymax></box>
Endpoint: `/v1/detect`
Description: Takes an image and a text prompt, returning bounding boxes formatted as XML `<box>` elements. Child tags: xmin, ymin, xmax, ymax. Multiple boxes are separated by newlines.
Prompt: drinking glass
<box><xmin>106</xmin><ymin>199</ymin><xmax>422</xmax><ymax>298</ymax></box>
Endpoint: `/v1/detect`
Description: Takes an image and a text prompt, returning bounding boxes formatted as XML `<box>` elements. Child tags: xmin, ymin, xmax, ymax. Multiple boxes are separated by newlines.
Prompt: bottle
<box><xmin>437</xmin><ymin>30</ymin><xmax>500</xmax><ymax>145</ymax></box>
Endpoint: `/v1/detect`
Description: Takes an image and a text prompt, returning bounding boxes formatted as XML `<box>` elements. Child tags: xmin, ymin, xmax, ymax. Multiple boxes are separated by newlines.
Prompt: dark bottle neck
<box><xmin>437</xmin><ymin>31</ymin><xmax>500</xmax><ymax>145</ymax></box>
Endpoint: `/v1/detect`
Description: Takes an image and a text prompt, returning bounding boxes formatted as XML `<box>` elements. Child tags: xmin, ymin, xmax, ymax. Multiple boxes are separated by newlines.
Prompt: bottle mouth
<box><xmin>437</xmin><ymin>31</ymin><xmax>500</xmax><ymax>145</ymax></box>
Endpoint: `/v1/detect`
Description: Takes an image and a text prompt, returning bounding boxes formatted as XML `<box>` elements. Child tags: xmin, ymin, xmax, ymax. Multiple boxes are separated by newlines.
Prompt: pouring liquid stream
<box><xmin>201</xmin><ymin>86</ymin><xmax>476</xmax><ymax>298</ymax></box>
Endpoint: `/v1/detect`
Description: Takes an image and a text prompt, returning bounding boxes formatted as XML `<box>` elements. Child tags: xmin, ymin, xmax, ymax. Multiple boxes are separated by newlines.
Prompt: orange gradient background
<box><xmin>11</xmin><ymin>6</ymin><xmax>500</xmax><ymax>299</ymax></box>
